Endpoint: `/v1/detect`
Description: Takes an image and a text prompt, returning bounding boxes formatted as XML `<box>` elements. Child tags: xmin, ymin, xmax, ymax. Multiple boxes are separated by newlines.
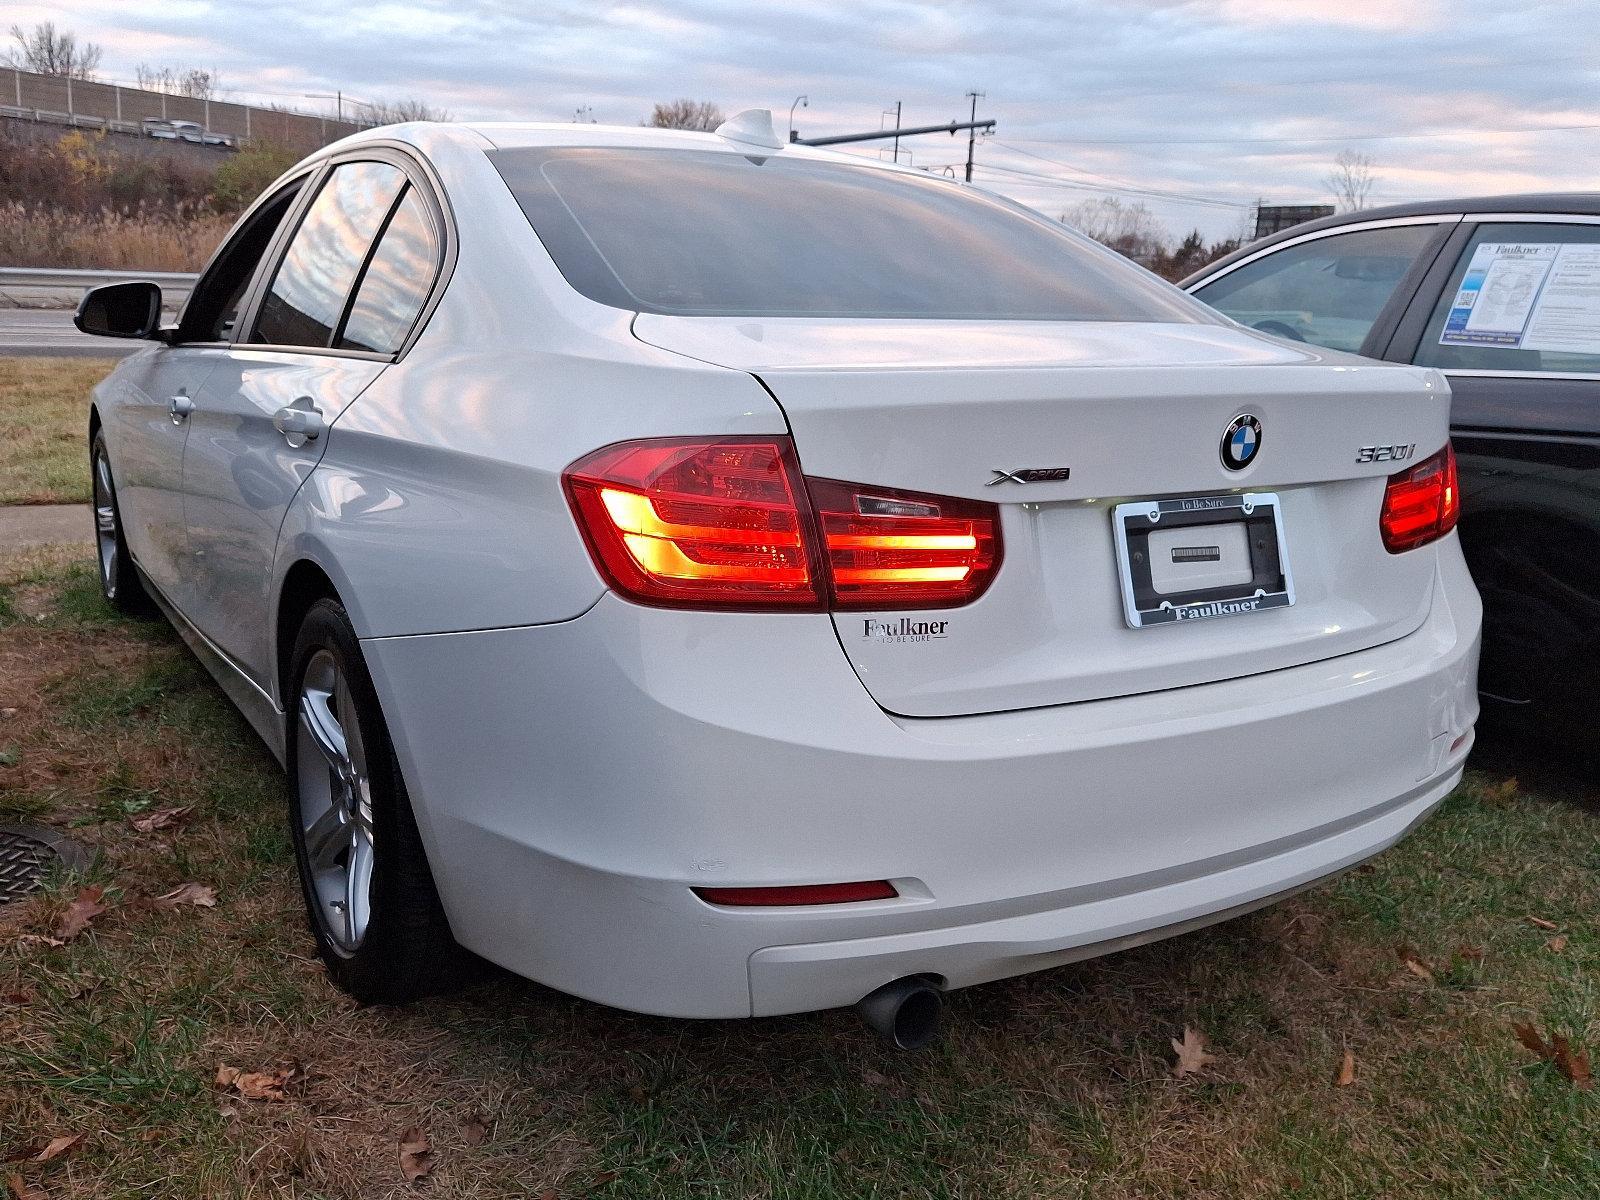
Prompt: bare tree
<box><xmin>1324</xmin><ymin>150</ymin><xmax>1378</xmax><ymax>213</ymax></box>
<box><xmin>5</xmin><ymin>21</ymin><xmax>102</xmax><ymax>78</ymax></box>
<box><xmin>361</xmin><ymin>97</ymin><xmax>453</xmax><ymax>125</ymax></box>
<box><xmin>1059</xmin><ymin>196</ymin><xmax>1169</xmax><ymax>262</ymax></box>
<box><xmin>645</xmin><ymin>99</ymin><xmax>724</xmax><ymax>132</ymax></box>
<box><xmin>135</xmin><ymin>64</ymin><xmax>222</xmax><ymax>99</ymax></box>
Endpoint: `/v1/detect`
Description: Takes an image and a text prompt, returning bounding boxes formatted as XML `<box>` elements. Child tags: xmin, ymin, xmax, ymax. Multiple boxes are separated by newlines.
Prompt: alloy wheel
<box><xmin>296</xmin><ymin>648</ymin><xmax>375</xmax><ymax>952</ymax></box>
<box><xmin>92</xmin><ymin>449</ymin><xmax>119</xmax><ymax>600</ymax></box>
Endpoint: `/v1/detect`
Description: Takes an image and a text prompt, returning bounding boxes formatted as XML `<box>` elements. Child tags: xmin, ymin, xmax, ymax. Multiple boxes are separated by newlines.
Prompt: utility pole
<box><xmin>964</xmin><ymin>91</ymin><xmax>984</xmax><ymax>183</ymax></box>
<box><xmin>892</xmin><ymin>100</ymin><xmax>901</xmax><ymax>164</ymax></box>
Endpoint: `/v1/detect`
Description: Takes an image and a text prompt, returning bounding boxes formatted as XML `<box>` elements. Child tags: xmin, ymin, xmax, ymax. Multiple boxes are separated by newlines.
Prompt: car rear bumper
<box><xmin>362</xmin><ymin>539</ymin><xmax>1480</xmax><ymax>1018</ymax></box>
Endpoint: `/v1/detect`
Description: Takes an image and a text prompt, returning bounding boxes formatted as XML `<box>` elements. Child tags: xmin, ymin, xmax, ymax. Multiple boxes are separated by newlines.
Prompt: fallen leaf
<box><xmin>1482</xmin><ymin>777</ymin><xmax>1519</xmax><ymax>803</ymax></box>
<box><xmin>1514</xmin><ymin>1022</ymin><xmax>1551</xmax><ymax>1059</ymax></box>
<box><xmin>152</xmin><ymin>883</ymin><xmax>217</xmax><ymax>909</ymax></box>
<box><xmin>1335</xmin><ymin>1050</ymin><xmax>1356</xmax><ymax>1087</ymax></box>
<box><xmin>1402</xmin><ymin>957</ymin><xmax>1435</xmax><ymax>983</ymax></box>
<box><xmin>1455</xmin><ymin>943</ymin><xmax>1486</xmax><ymax>962</ymax></box>
<box><xmin>6</xmin><ymin>1173</ymin><xmax>43</xmax><ymax>1200</ymax></box>
<box><xmin>0</xmin><ymin>707</ymin><xmax>18</xmax><ymax>719</ymax></box>
<box><xmin>2</xmin><ymin>989</ymin><xmax>34</xmax><ymax>1006</ymax></box>
<box><xmin>398</xmin><ymin>1127</ymin><xmax>433</xmax><ymax>1182</ymax></box>
<box><xmin>461</xmin><ymin>1113</ymin><xmax>491</xmax><ymax>1146</ymax></box>
<box><xmin>1547</xmin><ymin>935</ymin><xmax>1569</xmax><ymax>953</ymax></box>
<box><xmin>1526</xmin><ymin>916</ymin><xmax>1560</xmax><ymax>931</ymax></box>
<box><xmin>592</xmin><ymin>1171</ymin><xmax>618</xmax><ymax>1186</ymax></box>
<box><xmin>31</xmin><ymin>1135</ymin><xmax>82</xmax><ymax>1164</ymax></box>
<box><xmin>215</xmin><ymin>1062</ymin><xmax>301</xmax><ymax>1102</ymax></box>
<box><xmin>14</xmin><ymin>935</ymin><xmax>64</xmax><ymax>951</ymax></box>
<box><xmin>53</xmin><ymin>887</ymin><xmax>107</xmax><ymax>941</ymax></box>
<box><xmin>1554</xmin><ymin>1036</ymin><xmax>1593</xmax><ymax>1090</ymax></box>
<box><xmin>1170</xmin><ymin>1026</ymin><xmax>1216</xmax><ymax>1077</ymax></box>
<box><xmin>129</xmin><ymin>806</ymin><xmax>192</xmax><ymax>834</ymax></box>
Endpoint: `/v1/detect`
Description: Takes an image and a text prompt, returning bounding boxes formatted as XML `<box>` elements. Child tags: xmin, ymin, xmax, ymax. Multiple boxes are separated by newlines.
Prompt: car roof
<box><xmin>1184</xmin><ymin>191</ymin><xmax>1600</xmax><ymax>286</ymax></box>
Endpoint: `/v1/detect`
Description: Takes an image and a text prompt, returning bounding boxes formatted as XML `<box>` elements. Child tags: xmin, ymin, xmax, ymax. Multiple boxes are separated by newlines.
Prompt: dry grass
<box><xmin>1</xmin><ymin>546</ymin><xmax>1598</xmax><ymax>1198</ymax></box>
<box><xmin>0</xmin><ymin>357</ymin><xmax>117</xmax><ymax>505</ymax></box>
<box><xmin>0</xmin><ymin>205</ymin><xmax>231</xmax><ymax>272</ymax></box>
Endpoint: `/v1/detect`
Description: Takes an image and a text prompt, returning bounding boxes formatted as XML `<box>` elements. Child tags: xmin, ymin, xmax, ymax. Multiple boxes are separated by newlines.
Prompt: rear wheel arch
<box><xmin>276</xmin><ymin>560</ymin><xmax>340</xmax><ymax>707</ymax></box>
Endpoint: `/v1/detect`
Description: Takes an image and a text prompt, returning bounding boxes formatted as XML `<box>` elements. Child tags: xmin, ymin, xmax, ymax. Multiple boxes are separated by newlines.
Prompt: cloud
<box><xmin>27</xmin><ymin>0</ymin><xmax>1600</xmax><ymax>238</ymax></box>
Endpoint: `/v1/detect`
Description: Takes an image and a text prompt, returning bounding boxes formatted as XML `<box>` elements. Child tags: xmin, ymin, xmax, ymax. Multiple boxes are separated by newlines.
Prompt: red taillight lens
<box><xmin>807</xmin><ymin>478</ymin><xmax>1001</xmax><ymax>610</ymax></box>
<box><xmin>563</xmin><ymin>437</ymin><xmax>1002</xmax><ymax>611</ymax></box>
<box><xmin>693</xmin><ymin>880</ymin><xmax>898</xmax><ymax>906</ymax></box>
<box><xmin>1380</xmin><ymin>443</ymin><xmax>1460</xmax><ymax>553</ymax></box>
<box><xmin>563</xmin><ymin>438</ymin><xmax>823</xmax><ymax>609</ymax></box>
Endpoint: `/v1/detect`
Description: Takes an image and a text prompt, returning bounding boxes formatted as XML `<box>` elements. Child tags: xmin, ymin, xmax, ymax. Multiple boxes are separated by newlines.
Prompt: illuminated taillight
<box><xmin>563</xmin><ymin>437</ymin><xmax>1002</xmax><ymax>611</ymax></box>
<box><xmin>563</xmin><ymin>437</ymin><xmax>823</xmax><ymax>609</ymax></box>
<box><xmin>1380</xmin><ymin>443</ymin><xmax>1459</xmax><ymax>553</ymax></box>
<box><xmin>693</xmin><ymin>880</ymin><xmax>898</xmax><ymax>906</ymax></box>
<box><xmin>807</xmin><ymin>478</ymin><xmax>1001</xmax><ymax>609</ymax></box>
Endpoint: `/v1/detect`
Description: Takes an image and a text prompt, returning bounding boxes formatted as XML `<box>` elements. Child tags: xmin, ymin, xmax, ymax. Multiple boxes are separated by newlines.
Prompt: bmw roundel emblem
<box><xmin>1220</xmin><ymin>413</ymin><xmax>1262</xmax><ymax>471</ymax></box>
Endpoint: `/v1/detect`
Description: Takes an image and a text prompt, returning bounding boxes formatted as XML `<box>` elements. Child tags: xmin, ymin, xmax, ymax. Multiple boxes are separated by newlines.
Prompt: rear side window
<box><xmin>179</xmin><ymin>178</ymin><xmax>304</xmax><ymax>343</ymax></box>
<box><xmin>338</xmin><ymin>187</ymin><xmax>440</xmax><ymax>353</ymax></box>
<box><xmin>253</xmin><ymin>161</ymin><xmax>407</xmax><ymax>348</ymax></box>
<box><xmin>1413</xmin><ymin>222</ymin><xmax>1600</xmax><ymax>375</ymax></box>
<box><xmin>1193</xmin><ymin>224</ymin><xmax>1436</xmax><ymax>353</ymax></box>
<box><xmin>489</xmin><ymin>147</ymin><xmax>1202</xmax><ymax>323</ymax></box>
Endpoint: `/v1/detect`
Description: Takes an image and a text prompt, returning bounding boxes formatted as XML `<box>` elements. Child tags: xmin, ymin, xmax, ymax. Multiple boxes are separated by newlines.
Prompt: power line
<box><xmin>998</xmin><ymin>121</ymin><xmax>1600</xmax><ymax>147</ymax></box>
<box><xmin>975</xmin><ymin>163</ymin><xmax>1250</xmax><ymax>209</ymax></box>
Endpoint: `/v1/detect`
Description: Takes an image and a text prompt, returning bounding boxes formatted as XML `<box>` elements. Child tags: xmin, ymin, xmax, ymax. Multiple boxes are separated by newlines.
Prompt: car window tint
<box><xmin>490</xmin><ymin>147</ymin><xmax>1204</xmax><ymax>323</ymax></box>
<box><xmin>1414</xmin><ymin>222</ymin><xmax>1600</xmax><ymax>375</ymax></box>
<box><xmin>337</xmin><ymin>186</ymin><xmax>439</xmax><ymax>353</ymax></box>
<box><xmin>253</xmin><ymin>161</ymin><xmax>407</xmax><ymax>348</ymax></box>
<box><xmin>179</xmin><ymin>179</ymin><xmax>305</xmax><ymax>343</ymax></box>
<box><xmin>1193</xmin><ymin>224</ymin><xmax>1436</xmax><ymax>353</ymax></box>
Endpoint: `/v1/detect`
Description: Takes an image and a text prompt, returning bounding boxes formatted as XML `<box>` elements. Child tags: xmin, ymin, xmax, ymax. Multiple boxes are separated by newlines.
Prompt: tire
<box><xmin>90</xmin><ymin>430</ymin><xmax>152</xmax><ymax>615</ymax></box>
<box><xmin>286</xmin><ymin>598</ymin><xmax>476</xmax><ymax>1002</ymax></box>
<box><xmin>1462</xmin><ymin>522</ymin><xmax>1600</xmax><ymax>761</ymax></box>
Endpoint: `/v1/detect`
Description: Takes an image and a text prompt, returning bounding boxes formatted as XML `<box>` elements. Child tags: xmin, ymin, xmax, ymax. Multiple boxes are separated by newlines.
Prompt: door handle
<box><xmin>273</xmin><ymin>399</ymin><xmax>326</xmax><ymax>446</ymax></box>
<box><xmin>168</xmin><ymin>394</ymin><xmax>194</xmax><ymax>424</ymax></box>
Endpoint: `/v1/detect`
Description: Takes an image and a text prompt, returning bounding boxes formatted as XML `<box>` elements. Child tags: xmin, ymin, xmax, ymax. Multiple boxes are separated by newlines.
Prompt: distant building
<box><xmin>1254</xmin><ymin>204</ymin><xmax>1335</xmax><ymax>240</ymax></box>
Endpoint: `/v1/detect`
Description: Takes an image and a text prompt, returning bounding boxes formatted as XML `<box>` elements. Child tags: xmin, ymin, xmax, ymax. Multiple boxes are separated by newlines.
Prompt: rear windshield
<box><xmin>489</xmin><ymin>147</ymin><xmax>1204</xmax><ymax>323</ymax></box>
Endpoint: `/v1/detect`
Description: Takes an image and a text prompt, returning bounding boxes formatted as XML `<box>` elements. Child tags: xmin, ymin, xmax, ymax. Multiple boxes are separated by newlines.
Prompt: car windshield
<box><xmin>489</xmin><ymin>146</ymin><xmax>1205</xmax><ymax>323</ymax></box>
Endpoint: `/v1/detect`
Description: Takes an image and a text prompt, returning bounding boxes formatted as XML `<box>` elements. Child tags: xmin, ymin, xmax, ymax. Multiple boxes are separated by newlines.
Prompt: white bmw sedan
<box><xmin>75</xmin><ymin>113</ymin><xmax>1480</xmax><ymax>1047</ymax></box>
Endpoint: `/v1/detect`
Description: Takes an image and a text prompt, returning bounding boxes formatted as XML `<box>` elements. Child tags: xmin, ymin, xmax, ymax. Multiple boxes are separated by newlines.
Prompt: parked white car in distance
<box><xmin>74</xmin><ymin>112</ymin><xmax>1479</xmax><ymax>1048</ymax></box>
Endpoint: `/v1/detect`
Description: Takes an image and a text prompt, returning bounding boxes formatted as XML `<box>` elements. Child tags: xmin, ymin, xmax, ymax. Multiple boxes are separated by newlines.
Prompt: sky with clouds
<box><xmin>17</xmin><ymin>0</ymin><xmax>1600</xmax><ymax>240</ymax></box>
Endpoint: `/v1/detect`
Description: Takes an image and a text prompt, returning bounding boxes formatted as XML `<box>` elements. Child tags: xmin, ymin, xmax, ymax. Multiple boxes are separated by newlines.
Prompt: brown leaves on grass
<box><xmin>152</xmin><ymin>883</ymin><xmax>216</xmax><ymax>909</ymax></box>
<box><xmin>1335</xmin><ymin>1050</ymin><xmax>1356</xmax><ymax>1087</ymax></box>
<box><xmin>1170</xmin><ymin>1026</ymin><xmax>1216</xmax><ymax>1077</ymax></box>
<box><xmin>1546</xmin><ymin>935</ymin><xmax>1569</xmax><ymax>953</ymax></box>
<box><xmin>461</xmin><ymin>1113</ymin><xmax>492</xmax><ymax>1147</ymax></box>
<box><xmin>53</xmin><ymin>887</ymin><xmax>106</xmax><ymax>941</ymax></box>
<box><xmin>6</xmin><ymin>1173</ymin><xmax>44</xmax><ymax>1200</ymax></box>
<box><xmin>1513</xmin><ymin>1023</ymin><xmax>1593</xmax><ymax>1090</ymax></box>
<box><xmin>1401</xmin><ymin>955</ymin><xmax>1435</xmax><ymax>983</ymax></box>
<box><xmin>1480</xmin><ymin>777</ymin><xmax>1520</xmax><ymax>804</ymax></box>
<box><xmin>128</xmin><ymin>806</ymin><xmax>191</xmax><ymax>834</ymax></box>
<box><xmin>29</xmin><ymin>1136</ymin><xmax>82</xmax><ymax>1165</ymax></box>
<box><xmin>1525</xmin><ymin>916</ymin><xmax>1559</xmax><ymax>932</ymax></box>
<box><xmin>398</xmin><ymin>1127</ymin><xmax>434</xmax><ymax>1183</ymax></box>
<box><xmin>216</xmin><ymin>1062</ymin><xmax>305</xmax><ymax>1102</ymax></box>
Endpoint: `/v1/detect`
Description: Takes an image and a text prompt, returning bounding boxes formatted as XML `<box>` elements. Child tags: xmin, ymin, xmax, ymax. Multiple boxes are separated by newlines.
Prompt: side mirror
<box><xmin>75</xmin><ymin>281</ymin><xmax>163</xmax><ymax>340</ymax></box>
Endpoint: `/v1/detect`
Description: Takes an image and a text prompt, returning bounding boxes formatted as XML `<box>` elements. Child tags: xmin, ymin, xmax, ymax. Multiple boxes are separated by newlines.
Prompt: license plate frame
<box><xmin>1111</xmin><ymin>492</ymin><xmax>1295</xmax><ymax>629</ymax></box>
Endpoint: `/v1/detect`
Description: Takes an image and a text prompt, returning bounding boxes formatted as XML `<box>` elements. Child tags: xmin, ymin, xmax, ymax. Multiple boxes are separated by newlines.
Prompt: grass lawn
<box><xmin>1</xmin><ymin>546</ymin><xmax>1597</xmax><ymax>1198</ymax></box>
<box><xmin>0</xmin><ymin>357</ymin><xmax>118</xmax><ymax>506</ymax></box>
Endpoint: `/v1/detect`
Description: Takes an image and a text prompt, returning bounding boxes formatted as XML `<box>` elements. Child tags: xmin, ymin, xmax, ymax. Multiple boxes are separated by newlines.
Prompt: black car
<box><xmin>1184</xmin><ymin>195</ymin><xmax>1599</xmax><ymax>757</ymax></box>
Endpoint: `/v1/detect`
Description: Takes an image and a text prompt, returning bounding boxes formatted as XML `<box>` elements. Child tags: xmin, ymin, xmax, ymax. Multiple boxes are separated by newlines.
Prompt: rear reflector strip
<box><xmin>693</xmin><ymin>880</ymin><xmax>899</xmax><ymax>907</ymax></box>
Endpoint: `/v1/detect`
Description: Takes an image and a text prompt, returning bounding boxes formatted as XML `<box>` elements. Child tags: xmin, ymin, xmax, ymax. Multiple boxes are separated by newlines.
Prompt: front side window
<box><xmin>1413</xmin><ymin>222</ymin><xmax>1600</xmax><ymax>375</ymax></box>
<box><xmin>179</xmin><ymin>178</ymin><xmax>305</xmax><ymax>343</ymax></box>
<box><xmin>490</xmin><ymin>147</ymin><xmax>1203</xmax><ymax>323</ymax></box>
<box><xmin>1193</xmin><ymin>223</ymin><xmax>1437</xmax><ymax>353</ymax></box>
<box><xmin>253</xmin><ymin>161</ymin><xmax>407</xmax><ymax>348</ymax></box>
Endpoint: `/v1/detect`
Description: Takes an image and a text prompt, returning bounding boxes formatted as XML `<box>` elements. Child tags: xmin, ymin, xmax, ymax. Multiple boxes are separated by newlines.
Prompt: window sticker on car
<box><xmin>1439</xmin><ymin>242</ymin><xmax>1600</xmax><ymax>354</ymax></box>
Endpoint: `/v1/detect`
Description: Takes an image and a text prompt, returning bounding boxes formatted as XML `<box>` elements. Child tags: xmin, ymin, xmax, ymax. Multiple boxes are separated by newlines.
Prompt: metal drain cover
<box><xmin>0</xmin><ymin>825</ymin><xmax>90</xmax><ymax>903</ymax></box>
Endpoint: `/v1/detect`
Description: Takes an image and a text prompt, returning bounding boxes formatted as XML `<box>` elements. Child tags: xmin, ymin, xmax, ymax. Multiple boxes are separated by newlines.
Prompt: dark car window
<box><xmin>489</xmin><ymin>147</ymin><xmax>1204</xmax><ymax>323</ymax></box>
<box><xmin>178</xmin><ymin>178</ymin><xmax>306</xmax><ymax>343</ymax></box>
<box><xmin>253</xmin><ymin>161</ymin><xmax>408</xmax><ymax>348</ymax></box>
<box><xmin>1414</xmin><ymin>222</ymin><xmax>1600</xmax><ymax>375</ymax></box>
<box><xmin>337</xmin><ymin>186</ymin><xmax>440</xmax><ymax>353</ymax></box>
<box><xmin>1193</xmin><ymin>223</ymin><xmax>1437</xmax><ymax>353</ymax></box>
